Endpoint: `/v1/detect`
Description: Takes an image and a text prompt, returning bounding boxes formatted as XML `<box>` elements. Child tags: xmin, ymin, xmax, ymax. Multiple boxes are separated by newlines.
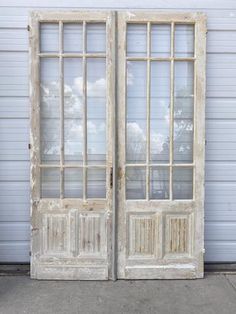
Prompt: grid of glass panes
<box><xmin>126</xmin><ymin>23</ymin><xmax>194</xmax><ymax>200</ymax></box>
<box><xmin>40</xmin><ymin>22</ymin><xmax>107</xmax><ymax>199</ymax></box>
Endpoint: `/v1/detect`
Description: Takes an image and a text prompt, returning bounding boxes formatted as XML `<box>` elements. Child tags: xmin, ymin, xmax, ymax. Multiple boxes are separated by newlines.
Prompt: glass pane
<box><xmin>173</xmin><ymin>167</ymin><xmax>193</xmax><ymax>199</ymax></box>
<box><xmin>127</xmin><ymin>24</ymin><xmax>147</xmax><ymax>56</ymax></box>
<box><xmin>175</xmin><ymin>24</ymin><xmax>194</xmax><ymax>57</ymax></box>
<box><xmin>64</xmin><ymin>168</ymin><xmax>83</xmax><ymax>198</ymax></box>
<box><xmin>40</xmin><ymin>23</ymin><xmax>59</xmax><ymax>53</ymax></box>
<box><xmin>41</xmin><ymin>168</ymin><xmax>60</xmax><ymax>198</ymax></box>
<box><xmin>150</xmin><ymin>167</ymin><xmax>169</xmax><ymax>199</ymax></box>
<box><xmin>151</xmin><ymin>24</ymin><xmax>171</xmax><ymax>57</ymax></box>
<box><xmin>64</xmin><ymin>58</ymin><xmax>83</xmax><ymax>164</ymax></box>
<box><xmin>87</xmin><ymin>58</ymin><xmax>106</xmax><ymax>165</ymax></box>
<box><xmin>126</xmin><ymin>61</ymin><xmax>146</xmax><ymax>163</ymax></box>
<box><xmin>63</xmin><ymin>23</ymin><xmax>83</xmax><ymax>53</ymax></box>
<box><xmin>174</xmin><ymin>61</ymin><xmax>194</xmax><ymax>163</ymax></box>
<box><xmin>86</xmin><ymin>23</ymin><xmax>106</xmax><ymax>53</ymax></box>
<box><xmin>40</xmin><ymin>58</ymin><xmax>60</xmax><ymax>164</ymax></box>
<box><xmin>150</xmin><ymin>61</ymin><xmax>170</xmax><ymax>163</ymax></box>
<box><xmin>126</xmin><ymin>167</ymin><xmax>146</xmax><ymax>199</ymax></box>
<box><xmin>87</xmin><ymin>168</ymin><xmax>106</xmax><ymax>198</ymax></box>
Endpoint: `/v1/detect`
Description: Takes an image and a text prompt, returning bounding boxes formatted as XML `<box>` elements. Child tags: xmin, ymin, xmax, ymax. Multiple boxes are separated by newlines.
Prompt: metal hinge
<box><xmin>28</xmin><ymin>143</ymin><xmax>31</xmax><ymax>150</ymax></box>
<box><xmin>27</xmin><ymin>25</ymin><xmax>30</xmax><ymax>32</ymax></box>
<box><xmin>110</xmin><ymin>167</ymin><xmax>113</xmax><ymax>189</ymax></box>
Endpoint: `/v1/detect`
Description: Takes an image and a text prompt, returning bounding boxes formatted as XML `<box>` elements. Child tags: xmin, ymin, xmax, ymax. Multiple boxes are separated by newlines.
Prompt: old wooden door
<box><xmin>29</xmin><ymin>11</ymin><xmax>115</xmax><ymax>280</ymax></box>
<box><xmin>30</xmin><ymin>11</ymin><xmax>206</xmax><ymax>280</ymax></box>
<box><xmin>117</xmin><ymin>12</ymin><xmax>206</xmax><ymax>279</ymax></box>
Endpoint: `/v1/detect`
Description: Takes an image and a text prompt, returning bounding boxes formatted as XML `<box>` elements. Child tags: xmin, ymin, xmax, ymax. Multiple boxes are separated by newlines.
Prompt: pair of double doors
<box><xmin>30</xmin><ymin>11</ymin><xmax>206</xmax><ymax>279</ymax></box>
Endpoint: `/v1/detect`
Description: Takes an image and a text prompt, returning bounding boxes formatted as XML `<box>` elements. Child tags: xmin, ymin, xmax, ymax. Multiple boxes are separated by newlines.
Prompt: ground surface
<box><xmin>0</xmin><ymin>274</ymin><xmax>235</xmax><ymax>314</ymax></box>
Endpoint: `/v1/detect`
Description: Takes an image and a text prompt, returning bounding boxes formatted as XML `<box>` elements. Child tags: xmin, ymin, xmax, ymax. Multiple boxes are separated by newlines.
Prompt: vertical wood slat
<box><xmin>169</xmin><ymin>22</ymin><xmax>175</xmax><ymax>201</ymax></box>
<box><xmin>59</xmin><ymin>21</ymin><xmax>64</xmax><ymax>199</ymax></box>
<box><xmin>146</xmin><ymin>22</ymin><xmax>151</xmax><ymax>200</ymax></box>
<box><xmin>82</xmin><ymin>21</ymin><xmax>87</xmax><ymax>200</ymax></box>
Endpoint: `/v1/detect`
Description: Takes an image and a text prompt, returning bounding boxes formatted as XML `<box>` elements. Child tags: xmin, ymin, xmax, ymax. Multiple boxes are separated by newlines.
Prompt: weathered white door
<box><xmin>30</xmin><ymin>10</ymin><xmax>206</xmax><ymax>280</ymax></box>
<box><xmin>29</xmin><ymin>11</ymin><xmax>115</xmax><ymax>280</ymax></box>
<box><xmin>117</xmin><ymin>12</ymin><xmax>206</xmax><ymax>279</ymax></box>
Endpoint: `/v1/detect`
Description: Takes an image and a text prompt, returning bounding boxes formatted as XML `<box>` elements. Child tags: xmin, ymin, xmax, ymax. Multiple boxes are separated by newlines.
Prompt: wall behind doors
<box><xmin>0</xmin><ymin>0</ymin><xmax>236</xmax><ymax>263</ymax></box>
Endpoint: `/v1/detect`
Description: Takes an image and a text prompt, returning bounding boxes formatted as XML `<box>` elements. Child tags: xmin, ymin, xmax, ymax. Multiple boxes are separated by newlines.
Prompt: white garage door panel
<box><xmin>205</xmin><ymin>182</ymin><xmax>236</xmax><ymax>203</ymax></box>
<box><xmin>206</xmin><ymin>99</ymin><xmax>236</xmax><ymax>120</ymax></box>
<box><xmin>0</xmin><ymin>161</ymin><xmax>29</xmax><ymax>181</ymax></box>
<box><xmin>205</xmin><ymin>207</ymin><xmax>236</xmax><ymax>221</ymax></box>
<box><xmin>205</xmin><ymin>242</ymin><xmax>236</xmax><ymax>262</ymax></box>
<box><xmin>0</xmin><ymin>243</ymin><xmax>29</xmax><ymax>263</ymax></box>
<box><xmin>0</xmin><ymin>204</ymin><xmax>29</xmax><ymax>222</ymax></box>
<box><xmin>0</xmin><ymin>97</ymin><xmax>29</xmax><ymax>119</ymax></box>
<box><xmin>206</xmin><ymin>163</ymin><xmax>236</xmax><ymax>181</ymax></box>
<box><xmin>0</xmin><ymin>182</ymin><xmax>30</xmax><ymax>203</ymax></box>
<box><xmin>205</xmin><ymin>222</ymin><xmax>236</xmax><ymax>241</ymax></box>
<box><xmin>0</xmin><ymin>223</ymin><xmax>30</xmax><ymax>241</ymax></box>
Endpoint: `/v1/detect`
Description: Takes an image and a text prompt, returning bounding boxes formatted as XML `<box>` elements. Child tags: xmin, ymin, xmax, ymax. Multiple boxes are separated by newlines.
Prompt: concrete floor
<box><xmin>0</xmin><ymin>274</ymin><xmax>235</xmax><ymax>314</ymax></box>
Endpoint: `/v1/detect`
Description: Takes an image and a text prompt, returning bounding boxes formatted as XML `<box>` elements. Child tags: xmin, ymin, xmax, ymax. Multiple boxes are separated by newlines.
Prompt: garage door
<box><xmin>0</xmin><ymin>1</ymin><xmax>236</xmax><ymax>264</ymax></box>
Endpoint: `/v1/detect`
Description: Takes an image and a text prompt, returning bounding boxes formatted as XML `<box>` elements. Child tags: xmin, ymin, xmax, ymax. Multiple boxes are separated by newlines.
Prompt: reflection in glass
<box><xmin>64</xmin><ymin>58</ymin><xmax>83</xmax><ymax>164</ymax></box>
<box><xmin>87</xmin><ymin>168</ymin><xmax>106</xmax><ymax>198</ymax></box>
<box><xmin>175</xmin><ymin>25</ymin><xmax>194</xmax><ymax>57</ymax></box>
<box><xmin>63</xmin><ymin>23</ymin><xmax>83</xmax><ymax>53</ymax></box>
<box><xmin>150</xmin><ymin>167</ymin><xmax>169</xmax><ymax>199</ymax></box>
<box><xmin>150</xmin><ymin>61</ymin><xmax>170</xmax><ymax>163</ymax></box>
<box><xmin>86</xmin><ymin>23</ymin><xmax>106</xmax><ymax>53</ymax></box>
<box><xmin>40</xmin><ymin>58</ymin><xmax>60</xmax><ymax>164</ymax></box>
<box><xmin>126</xmin><ymin>61</ymin><xmax>146</xmax><ymax>163</ymax></box>
<box><xmin>174</xmin><ymin>61</ymin><xmax>194</xmax><ymax>163</ymax></box>
<box><xmin>40</xmin><ymin>23</ymin><xmax>59</xmax><ymax>52</ymax></box>
<box><xmin>173</xmin><ymin>167</ymin><xmax>193</xmax><ymax>199</ymax></box>
<box><xmin>151</xmin><ymin>24</ymin><xmax>171</xmax><ymax>57</ymax></box>
<box><xmin>127</xmin><ymin>24</ymin><xmax>147</xmax><ymax>56</ymax></box>
<box><xmin>64</xmin><ymin>168</ymin><xmax>83</xmax><ymax>198</ymax></box>
<box><xmin>41</xmin><ymin>168</ymin><xmax>60</xmax><ymax>198</ymax></box>
<box><xmin>87</xmin><ymin>58</ymin><xmax>106</xmax><ymax>165</ymax></box>
<box><xmin>126</xmin><ymin>167</ymin><xmax>146</xmax><ymax>199</ymax></box>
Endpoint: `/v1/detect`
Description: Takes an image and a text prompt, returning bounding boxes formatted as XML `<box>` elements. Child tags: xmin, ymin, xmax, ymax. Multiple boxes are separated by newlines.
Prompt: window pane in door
<box><xmin>64</xmin><ymin>58</ymin><xmax>83</xmax><ymax>164</ymax></box>
<box><xmin>64</xmin><ymin>168</ymin><xmax>83</xmax><ymax>198</ymax></box>
<box><xmin>175</xmin><ymin>24</ymin><xmax>194</xmax><ymax>57</ymax></box>
<box><xmin>151</xmin><ymin>24</ymin><xmax>171</xmax><ymax>57</ymax></box>
<box><xmin>127</xmin><ymin>24</ymin><xmax>147</xmax><ymax>56</ymax></box>
<box><xmin>86</xmin><ymin>23</ymin><xmax>106</xmax><ymax>53</ymax></box>
<box><xmin>126</xmin><ymin>167</ymin><xmax>146</xmax><ymax>199</ymax></box>
<box><xmin>174</xmin><ymin>61</ymin><xmax>194</xmax><ymax>163</ymax></box>
<box><xmin>173</xmin><ymin>167</ymin><xmax>193</xmax><ymax>199</ymax></box>
<box><xmin>150</xmin><ymin>61</ymin><xmax>170</xmax><ymax>163</ymax></box>
<box><xmin>126</xmin><ymin>61</ymin><xmax>147</xmax><ymax>163</ymax></box>
<box><xmin>63</xmin><ymin>23</ymin><xmax>83</xmax><ymax>53</ymax></box>
<box><xmin>87</xmin><ymin>58</ymin><xmax>106</xmax><ymax>165</ymax></box>
<box><xmin>41</xmin><ymin>168</ymin><xmax>60</xmax><ymax>198</ymax></box>
<box><xmin>40</xmin><ymin>58</ymin><xmax>60</xmax><ymax>164</ymax></box>
<box><xmin>150</xmin><ymin>167</ymin><xmax>169</xmax><ymax>199</ymax></box>
<box><xmin>87</xmin><ymin>168</ymin><xmax>106</xmax><ymax>198</ymax></box>
<box><xmin>40</xmin><ymin>23</ymin><xmax>59</xmax><ymax>53</ymax></box>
